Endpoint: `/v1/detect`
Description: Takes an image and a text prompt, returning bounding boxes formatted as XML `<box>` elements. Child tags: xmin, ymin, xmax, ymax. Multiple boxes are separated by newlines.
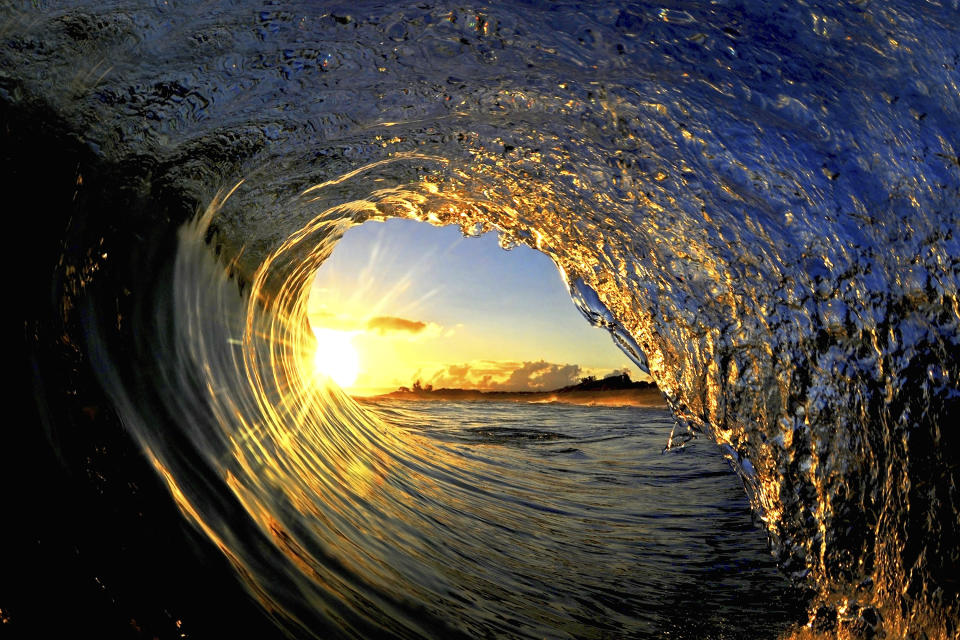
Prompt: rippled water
<box><xmin>6</xmin><ymin>1</ymin><xmax>959</xmax><ymax>639</ymax></box>
<box><xmin>355</xmin><ymin>399</ymin><xmax>804</xmax><ymax>638</ymax></box>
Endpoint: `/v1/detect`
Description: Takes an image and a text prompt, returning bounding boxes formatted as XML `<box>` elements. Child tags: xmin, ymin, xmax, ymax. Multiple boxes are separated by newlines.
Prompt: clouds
<box><xmin>310</xmin><ymin>312</ymin><xmax>437</xmax><ymax>338</ymax></box>
<box><xmin>423</xmin><ymin>360</ymin><xmax>585</xmax><ymax>392</ymax></box>
<box><xmin>366</xmin><ymin>316</ymin><xmax>427</xmax><ymax>335</ymax></box>
<box><xmin>496</xmin><ymin>361</ymin><xmax>583</xmax><ymax>392</ymax></box>
<box><xmin>419</xmin><ymin>360</ymin><xmax>640</xmax><ymax>392</ymax></box>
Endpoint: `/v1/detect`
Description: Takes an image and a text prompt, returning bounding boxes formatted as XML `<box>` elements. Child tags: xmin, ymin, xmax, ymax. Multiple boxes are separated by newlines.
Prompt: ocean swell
<box><xmin>7</xmin><ymin>1</ymin><xmax>960</xmax><ymax>638</ymax></box>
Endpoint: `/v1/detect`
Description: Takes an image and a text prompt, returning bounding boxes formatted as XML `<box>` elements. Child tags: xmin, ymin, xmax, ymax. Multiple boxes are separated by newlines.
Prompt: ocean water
<box><xmin>5</xmin><ymin>1</ymin><xmax>959</xmax><ymax>639</ymax></box>
<box><xmin>357</xmin><ymin>399</ymin><xmax>805</xmax><ymax>639</ymax></box>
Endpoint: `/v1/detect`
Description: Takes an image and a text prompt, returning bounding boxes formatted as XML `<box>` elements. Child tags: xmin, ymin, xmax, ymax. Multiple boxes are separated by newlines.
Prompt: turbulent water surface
<box><xmin>5</xmin><ymin>1</ymin><xmax>959</xmax><ymax>639</ymax></box>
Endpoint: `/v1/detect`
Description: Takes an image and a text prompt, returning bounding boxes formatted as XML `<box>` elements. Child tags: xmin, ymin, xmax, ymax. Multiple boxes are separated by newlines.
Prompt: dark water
<box><xmin>5</xmin><ymin>1</ymin><xmax>959</xmax><ymax>639</ymax></box>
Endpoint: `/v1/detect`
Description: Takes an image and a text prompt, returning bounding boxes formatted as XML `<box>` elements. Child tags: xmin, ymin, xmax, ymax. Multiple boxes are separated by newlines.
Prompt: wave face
<box><xmin>6</xmin><ymin>1</ymin><xmax>959</xmax><ymax>638</ymax></box>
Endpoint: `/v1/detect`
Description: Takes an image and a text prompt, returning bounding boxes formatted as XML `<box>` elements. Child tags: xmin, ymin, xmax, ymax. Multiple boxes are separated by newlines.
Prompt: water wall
<box><xmin>5</xmin><ymin>2</ymin><xmax>959</xmax><ymax>637</ymax></box>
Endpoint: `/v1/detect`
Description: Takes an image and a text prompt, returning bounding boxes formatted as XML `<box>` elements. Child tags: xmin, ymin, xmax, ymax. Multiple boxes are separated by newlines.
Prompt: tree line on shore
<box><xmin>394</xmin><ymin>371</ymin><xmax>656</xmax><ymax>395</ymax></box>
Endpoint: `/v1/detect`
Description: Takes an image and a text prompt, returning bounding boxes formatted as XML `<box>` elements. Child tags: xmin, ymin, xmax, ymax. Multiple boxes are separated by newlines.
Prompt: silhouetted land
<box><xmin>367</xmin><ymin>374</ymin><xmax>666</xmax><ymax>408</ymax></box>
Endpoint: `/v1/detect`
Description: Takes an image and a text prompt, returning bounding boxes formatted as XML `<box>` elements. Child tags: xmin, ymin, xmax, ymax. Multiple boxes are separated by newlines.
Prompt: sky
<box><xmin>307</xmin><ymin>218</ymin><xmax>642</xmax><ymax>394</ymax></box>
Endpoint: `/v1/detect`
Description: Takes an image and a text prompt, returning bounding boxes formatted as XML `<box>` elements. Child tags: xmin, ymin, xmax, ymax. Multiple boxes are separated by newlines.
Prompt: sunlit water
<box><xmin>7</xmin><ymin>1</ymin><xmax>959</xmax><ymax>639</ymax></box>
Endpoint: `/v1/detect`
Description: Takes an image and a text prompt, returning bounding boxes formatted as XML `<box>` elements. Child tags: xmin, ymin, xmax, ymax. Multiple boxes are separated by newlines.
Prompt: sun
<box><xmin>311</xmin><ymin>328</ymin><xmax>360</xmax><ymax>388</ymax></box>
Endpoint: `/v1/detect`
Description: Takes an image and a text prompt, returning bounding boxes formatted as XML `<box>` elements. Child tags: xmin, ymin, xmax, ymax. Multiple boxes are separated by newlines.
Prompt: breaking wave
<box><xmin>8</xmin><ymin>1</ymin><xmax>959</xmax><ymax>638</ymax></box>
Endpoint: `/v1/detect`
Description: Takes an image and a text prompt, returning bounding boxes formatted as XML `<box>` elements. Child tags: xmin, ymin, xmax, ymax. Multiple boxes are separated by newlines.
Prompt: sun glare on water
<box><xmin>312</xmin><ymin>328</ymin><xmax>360</xmax><ymax>389</ymax></box>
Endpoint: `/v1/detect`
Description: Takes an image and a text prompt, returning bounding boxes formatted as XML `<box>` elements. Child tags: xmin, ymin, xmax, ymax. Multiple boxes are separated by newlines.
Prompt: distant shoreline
<box><xmin>357</xmin><ymin>375</ymin><xmax>667</xmax><ymax>408</ymax></box>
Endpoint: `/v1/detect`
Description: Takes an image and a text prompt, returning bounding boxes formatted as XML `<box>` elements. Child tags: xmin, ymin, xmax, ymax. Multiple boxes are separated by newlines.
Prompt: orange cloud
<box><xmin>366</xmin><ymin>316</ymin><xmax>428</xmax><ymax>335</ymax></box>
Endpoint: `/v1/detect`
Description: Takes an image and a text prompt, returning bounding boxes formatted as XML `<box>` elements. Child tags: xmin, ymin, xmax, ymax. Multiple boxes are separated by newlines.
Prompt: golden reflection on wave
<box><xmin>157</xmin><ymin>181</ymin><xmax>618</xmax><ymax>633</ymax></box>
<box><xmin>143</xmin><ymin>134</ymin><xmax>957</xmax><ymax>638</ymax></box>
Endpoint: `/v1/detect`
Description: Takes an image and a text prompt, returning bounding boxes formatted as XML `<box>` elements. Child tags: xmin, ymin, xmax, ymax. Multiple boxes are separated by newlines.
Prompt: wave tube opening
<box><xmin>102</xmin><ymin>183</ymin><xmax>804</xmax><ymax>639</ymax></box>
